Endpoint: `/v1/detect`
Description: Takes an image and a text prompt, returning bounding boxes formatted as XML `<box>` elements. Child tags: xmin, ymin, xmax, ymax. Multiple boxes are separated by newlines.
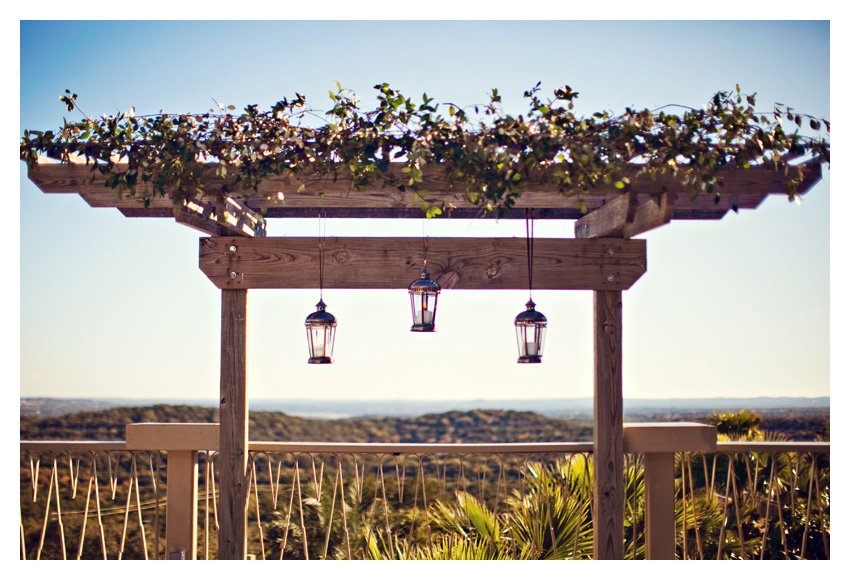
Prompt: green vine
<box><xmin>21</xmin><ymin>83</ymin><xmax>830</xmax><ymax>217</ymax></box>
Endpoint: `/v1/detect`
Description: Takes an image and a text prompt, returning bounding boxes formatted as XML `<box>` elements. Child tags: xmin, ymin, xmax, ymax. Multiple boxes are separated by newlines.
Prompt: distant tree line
<box><xmin>19</xmin><ymin>405</ymin><xmax>827</xmax><ymax>443</ymax></box>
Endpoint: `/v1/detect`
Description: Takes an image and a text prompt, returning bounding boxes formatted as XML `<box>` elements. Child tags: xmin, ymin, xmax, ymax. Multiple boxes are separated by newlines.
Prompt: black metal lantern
<box><xmin>408</xmin><ymin>266</ymin><xmax>441</xmax><ymax>332</ymax></box>
<box><xmin>305</xmin><ymin>299</ymin><xmax>337</xmax><ymax>364</ymax></box>
<box><xmin>515</xmin><ymin>299</ymin><xmax>547</xmax><ymax>363</ymax></box>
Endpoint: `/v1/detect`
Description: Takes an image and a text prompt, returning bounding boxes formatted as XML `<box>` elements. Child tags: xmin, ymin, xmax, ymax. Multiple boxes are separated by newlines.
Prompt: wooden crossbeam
<box><xmin>28</xmin><ymin>159</ymin><xmax>823</xmax><ymax>220</ymax></box>
<box><xmin>575</xmin><ymin>191</ymin><xmax>677</xmax><ymax>239</ymax></box>
<box><xmin>198</xmin><ymin>236</ymin><xmax>646</xmax><ymax>291</ymax></box>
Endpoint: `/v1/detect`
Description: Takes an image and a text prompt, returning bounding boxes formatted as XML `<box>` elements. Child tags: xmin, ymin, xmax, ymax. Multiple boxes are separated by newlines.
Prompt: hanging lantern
<box><xmin>305</xmin><ymin>299</ymin><xmax>337</xmax><ymax>364</ymax></box>
<box><xmin>515</xmin><ymin>300</ymin><xmax>547</xmax><ymax>363</ymax></box>
<box><xmin>408</xmin><ymin>266</ymin><xmax>441</xmax><ymax>332</ymax></box>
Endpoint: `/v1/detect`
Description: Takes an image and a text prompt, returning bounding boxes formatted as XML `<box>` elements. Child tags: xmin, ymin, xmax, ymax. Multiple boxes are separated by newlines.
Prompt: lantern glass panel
<box><xmin>516</xmin><ymin>324</ymin><xmax>541</xmax><ymax>357</ymax></box>
<box><xmin>412</xmin><ymin>292</ymin><xmax>438</xmax><ymax>327</ymax></box>
<box><xmin>307</xmin><ymin>325</ymin><xmax>334</xmax><ymax>359</ymax></box>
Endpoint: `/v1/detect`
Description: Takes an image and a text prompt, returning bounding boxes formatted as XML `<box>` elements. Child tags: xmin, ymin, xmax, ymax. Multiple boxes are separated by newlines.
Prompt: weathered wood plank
<box><xmin>593</xmin><ymin>290</ymin><xmax>624</xmax><ymax>560</ymax></box>
<box><xmin>198</xmin><ymin>236</ymin><xmax>647</xmax><ymax>291</ymax></box>
<box><xmin>123</xmin><ymin>206</ymin><xmax>729</xmax><ymax>220</ymax></box>
<box><xmin>576</xmin><ymin>191</ymin><xmax>677</xmax><ymax>239</ymax></box>
<box><xmin>28</xmin><ymin>159</ymin><xmax>822</xmax><ymax>219</ymax></box>
<box><xmin>218</xmin><ymin>289</ymin><xmax>248</xmax><ymax>560</ymax></box>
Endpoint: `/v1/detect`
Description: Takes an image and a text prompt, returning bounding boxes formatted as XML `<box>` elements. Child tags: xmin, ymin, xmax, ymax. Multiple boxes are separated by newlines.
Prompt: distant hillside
<box><xmin>19</xmin><ymin>404</ymin><xmax>828</xmax><ymax>443</ymax></box>
<box><xmin>19</xmin><ymin>406</ymin><xmax>595</xmax><ymax>443</ymax></box>
<box><xmin>20</xmin><ymin>396</ymin><xmax>830</xmax><ymax>419</ymax></box>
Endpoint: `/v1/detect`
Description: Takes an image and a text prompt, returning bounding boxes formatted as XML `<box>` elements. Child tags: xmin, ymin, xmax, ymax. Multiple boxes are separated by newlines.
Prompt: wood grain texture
<box><xmin>198</xmin><ymin>236</ymin><xmax>647</xmax><ymax>291</ymax></box>
<box><xmin>28</xmin><ymin>159</ymin><xmax>822</xmax><ymax>219</ymax></box>
<box><xmin>218</xmin><ymin>289</ymin><xmax>248</xmax><ymax>560</ymax></box>
<box><xmin>593</xmin><ymin>290</ymin><xmax>624</xmax><ymax>560</ymax></box>
<box><xmin>576</xmin><ymin>191</ymin><xmax>676</xmax><ymax>239</ymax></box>
<box><xmin>122</xmin><ymin>206</ymin><xmax>729</xmax><ymax>220</ymax></box>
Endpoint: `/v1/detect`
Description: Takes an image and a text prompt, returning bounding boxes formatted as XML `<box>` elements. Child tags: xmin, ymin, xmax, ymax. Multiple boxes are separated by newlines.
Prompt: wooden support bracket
<box><xmin>575</xmin><ymin>191</ymin><xmax>677</xmax><ymax>239</ymax></box>
<box><xmin>174</xmin><ymin>195</ymin><xmax>266</xmax><ymax>238</ymax></box>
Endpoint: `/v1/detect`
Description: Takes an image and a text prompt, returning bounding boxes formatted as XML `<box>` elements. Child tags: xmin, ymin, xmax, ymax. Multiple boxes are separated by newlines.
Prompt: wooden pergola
<box><xmin>27</xmin><ymin>158</ymin><xmax>823</xmax><ymax>560</ymax></box>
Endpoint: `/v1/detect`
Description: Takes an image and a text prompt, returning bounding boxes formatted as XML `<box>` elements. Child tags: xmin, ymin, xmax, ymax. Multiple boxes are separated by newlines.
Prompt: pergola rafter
<box><xmin>27</xmin><ymin>158</ymin><xmax>822</xmax><ymax>226</ymax></box>
<box><xmin>25</xmin><ymin>157</ymin><xmax>824</xmax><ymax>560</ymax></box>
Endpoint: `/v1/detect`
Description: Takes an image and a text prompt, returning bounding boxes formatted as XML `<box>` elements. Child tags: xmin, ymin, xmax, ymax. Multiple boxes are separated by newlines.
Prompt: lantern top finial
<box><xmin>515</xmin><ymin>300</ymin><xmax>547</xmax><ymax>325</ymax></box>
<box><xmin>306</xmin><ymin>299</ymin><xmax>337</xmax><ymax>325</ymax></box>
<box><xmin>409</xmin><ymin>267</ymin><xmax>441</xmax><ymax>294</ymax></box>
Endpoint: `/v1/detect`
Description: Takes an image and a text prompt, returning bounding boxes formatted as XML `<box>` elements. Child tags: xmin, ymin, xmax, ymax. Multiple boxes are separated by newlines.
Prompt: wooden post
<box><xmin>644</xmin><ymin>452</ymin><xmax>676</xmax><ymax>560</ymax></box>
<box><xmin>623</xmin><ymin>423</ymin><xmax>717</xmax><ymax>560</ymax></box>
<box><xmin>593</xmin><ymin>290</ymin><xmax>624</xmax><ymax>560</ymax></box>
<box><xmin>165</xmin><ymin>450</ymin><xmax>199</xmax><ymax>559</ymax></box>
<box><xmin>125</xmin><ymin>423</ymin><xmax>220</xmax><ymax>560</ymax></box>
<box><xmin>219</xmin><ymin>289</ymin><xmax>248</xmax><ymax>560</ymax></box>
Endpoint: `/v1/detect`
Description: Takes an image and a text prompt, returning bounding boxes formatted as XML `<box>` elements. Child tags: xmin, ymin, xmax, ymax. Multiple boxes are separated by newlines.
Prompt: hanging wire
<box><xmin>422</xmin><ymin>219</ymin><xmax>428</xmax><ymax>267</ymax></box>
<box><xmin>525</xmin><ymin>208</ymin><xmax>534</xmax><ymax>300</ymax></box>
<box><xmin>318</xmin><ymin>212</ymin><xmax>327</xmax><ymax>299</ymax></box>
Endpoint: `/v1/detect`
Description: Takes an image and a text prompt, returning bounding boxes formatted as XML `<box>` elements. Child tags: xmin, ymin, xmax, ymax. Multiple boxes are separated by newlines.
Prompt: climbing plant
<box><xmin>20</xmin><ymin>83</ymin><xmax>830</xmax><ymax>217</ymax></box>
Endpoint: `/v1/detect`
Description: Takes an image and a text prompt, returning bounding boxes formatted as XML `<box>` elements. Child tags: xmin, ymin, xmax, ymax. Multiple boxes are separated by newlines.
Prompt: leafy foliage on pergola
<box><xmin>20</xmin><ymin>83</ymin><xmax>829</xmax><ymax>218</ymax></box>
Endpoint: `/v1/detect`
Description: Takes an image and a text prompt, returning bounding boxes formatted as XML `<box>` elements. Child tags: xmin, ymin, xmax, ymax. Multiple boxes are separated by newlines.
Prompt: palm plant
<box><xmin>504</xmin><ymin>463</ymin><xmax>594</xmax><ymax>559</ymax></box>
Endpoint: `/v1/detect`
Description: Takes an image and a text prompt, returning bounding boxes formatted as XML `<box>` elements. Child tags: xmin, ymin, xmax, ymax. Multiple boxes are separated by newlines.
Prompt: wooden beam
<box><xmin>123</xmin><ymin>206</ymin><xmax>729</xmax><ymax>220</ymax></box>
<box><xmin>28</xmin><ymin>159</ymin><xmax>823</xmax><ymax>219</ymax></box>
<box><xmin>173</xmin><ymin>195</ymin><xmax>266</xmax><ymax>238</ymax></box>
<box><xmin>198</xmin><ymin>236</ymin><xmax>647</xmax><ymax>291</ymax></box>
<box><xmin>575</xmin><ymin>191</ymin><xmax>677</xmax><ymax>239</ymax></box>
<box><xmin>593</xmin><ymin>290</ymin><xmax>624</xmax><ymax>560</ymax></box>
<box><xmin>218</xmin><ymin>289</ymin><xmax>248</xmax><ymax>560</ymax></box>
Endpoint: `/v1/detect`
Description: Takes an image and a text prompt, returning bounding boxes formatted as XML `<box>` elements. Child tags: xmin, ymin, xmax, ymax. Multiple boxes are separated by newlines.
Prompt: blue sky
<box><xmin>17</xmin><ymin>19</ymin><xmax>835</xmax><ymax>405</ymax></box>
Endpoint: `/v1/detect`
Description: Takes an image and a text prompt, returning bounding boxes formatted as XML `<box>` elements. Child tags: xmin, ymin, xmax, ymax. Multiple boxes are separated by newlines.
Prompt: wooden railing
<box><xmin>20</xmin><ymin>424</ymin><xmax>829</xmax><ymax>560</ymax></box>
